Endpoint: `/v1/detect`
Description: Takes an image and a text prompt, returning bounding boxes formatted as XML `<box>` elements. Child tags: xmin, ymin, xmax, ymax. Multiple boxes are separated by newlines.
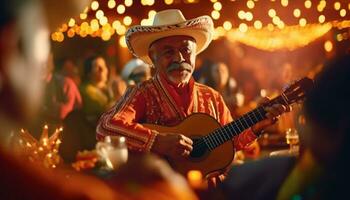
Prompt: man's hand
<box><xmin>251</xmin><ymin>97</ymin><xmax>289</xmax><ymax>135</ymax></box>
<box><xmin>151</xmin><ymin>133</ymin><xmax>193</xmax><ymax>159</ymax></box>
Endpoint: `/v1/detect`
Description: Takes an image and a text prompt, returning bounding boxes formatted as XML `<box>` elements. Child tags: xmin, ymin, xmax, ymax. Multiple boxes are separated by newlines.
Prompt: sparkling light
<box><xmin>223</xmin><ymin>21</ymin><xmax>232</xmax><ymax>30</ymax></box>
<box><xmin>119</xmin><ymin>36</ymin><xmax>127</xmax><ymax>47</ymax></box>
<box><xmin>125</xmin><ymin>0</ymin><xmax>133</xmax><ymax>7</ymax></box>
<box><xmin>247</xmin><ymin>0</ymin><xmax>255</xmax><ymax>9</ymax></box>
<box><xmin>239</xmin><ymin>23</ymin><xmax>248</xmax><ymax>32</ymax></box>
<box><xmin>213</xmin><ymin>2</ymin><xmax>222</xmax><ymax>11</ymax></box>
<box><xmin>299</xmin><ymin>18</ymin><xmax>307</xmax><ymax>27</ymax></box>
<box><xmin>112</xmin><ymin>20</ymin><xmax>121</xmax><ymax>29</ymax></box>
<box><xmin>68</xmin><ymin>18</ymin><xmax>75</xmax><ymax>27</ymax></box>
<box><xmin>123</xmin><ymin>16</ymin><xmax>132</xmax><ymax>26</ymax></box>
<box><xmin>164</xmin><ymin>0</ymin><xmax>174</xmax><ymax>5</ymax></box>
<box><xmin>281</xmin><ymin>0</ymin><xmax>288</xmax><ymax>7</ymax></box>
<box><xmin>238</xmin><ymin>10</ymin><xmax>245</xmax><ymax>19</ymax></box>
<box><xmin>91</xmin><ymin>1</ymin><xmax>99</xmax><ymax>10</ymax></box>
<box><xmin>108</xmin><ymin>0</ymin><xmax>116</xmax><ymax>9</ymax></box>
<box><xmin>211</xmin><ymin>10</ymin><xmax>220</xmax><ymax>20</ymax></box>
<box><xmin>254</xmin><ymin>20</ymin><xmax>262</xmax><ymax>29</ymax></box>
<box><xmin>340</xmin><ymin>9</ymin><xmax>347</xmax><ymax>17</ymax></box>
<box><xmin>117</xmin><ymin>5</ymin><xmax>126</xmax><ymax>14</ymax></box>
<box><xmin>334</xmin><ymin>2</ymin><xmax>341</xmax><ymax>11</ymax></box>
<box><xmin>246</xmin><ymin>12</ymin><xmax>253</xmax><ymax>21</ymax></box>
<box><xmin>96</xmin><ymin>10</ymin><xmax>104</xmax><ymax>19</ymax></box>
<box><xmin>318</xmin><ymin>15</ymin><xmax>325</xmax><ymax>23</ymax></box>
<box><xmin>148</xmin><ymin>10</ymin><xmax>157</xmax><ymax>18</ymax></box>
<box><xmin>293</xmin><ymin>9</ymin><xmax>301</xmax><ymax>18</ymax></box>
<box><xmin>268</xmin><ymin>9</ymin><xmax>276</xmax><ymax>17</ymax></box>
<box><xmin>80</xmin><ymin>13</ymin><xmax>87</xmax><ymax>20</ymax></box>
<box><xmin>324</xmin><ymin>40</ymin><xmax>333</xmax><ymax>52</ymax></box>
<box><xmin>304</xmin><ymin>0</ymin><xmax>312</xmax><ymax>9</ymax></box>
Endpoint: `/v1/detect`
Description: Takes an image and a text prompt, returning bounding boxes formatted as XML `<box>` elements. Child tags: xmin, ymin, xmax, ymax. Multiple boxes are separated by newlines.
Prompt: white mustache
<box><xmin>167</xmin><ymin>62</ymin><xmax>192</xmax><ymax>72</ymax></box>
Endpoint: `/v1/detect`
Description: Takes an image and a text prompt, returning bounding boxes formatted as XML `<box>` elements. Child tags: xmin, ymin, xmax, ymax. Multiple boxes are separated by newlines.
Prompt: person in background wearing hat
<box><xmin>121</xmin><ymin>58</ymin><xmax>152</xmax><ymax>86</ymax></box>
<box><xmin>96</xmin><ymin>9</ymin><xmax>286</xmax><ymax>184</ymax></box>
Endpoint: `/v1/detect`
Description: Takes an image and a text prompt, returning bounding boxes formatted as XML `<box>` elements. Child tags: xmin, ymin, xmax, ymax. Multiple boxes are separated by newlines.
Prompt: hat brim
<box><xmin>126</xmin><ymin>16</ymin><xmax>213</xmax><ymax>65</ymax></box>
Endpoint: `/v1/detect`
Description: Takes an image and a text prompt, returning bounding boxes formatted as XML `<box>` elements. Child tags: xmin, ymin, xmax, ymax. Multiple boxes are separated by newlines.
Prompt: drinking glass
<box><xmin>285</xmin><ymin>128</ymin><xmax>299</xmax><ymax>155</ymax></box>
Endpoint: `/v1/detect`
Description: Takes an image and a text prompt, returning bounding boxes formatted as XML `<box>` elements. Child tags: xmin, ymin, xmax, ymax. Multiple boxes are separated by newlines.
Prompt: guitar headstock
<box><xmin>282</xmin><ymin>77</ymin><xmax>314</xmax><ymax>105</ymax></box>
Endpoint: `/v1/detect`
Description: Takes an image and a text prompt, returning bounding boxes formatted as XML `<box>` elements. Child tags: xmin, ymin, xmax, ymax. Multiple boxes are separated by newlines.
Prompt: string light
<box><xmin>340</xmin><ymin>9</ymin><xmax>347</xmax><ymax>17</ymax></box>
<box><xmin>318</xmin><ymin>15</ymin><xmax>326</xmax><ymax>23</ymax></box>
<box><xmin>268</xmin><ymin>9</ymin><xmax>276</xmax><ymax>18</ymax></box>
<box><xmin>334</xmin><ymin>2</ymin><xmax>341</xmax><ymax>11</ymax></box>
<box><xmin>123</xmin><ymin>16</ymin><xmax>132</xmax><ymax>26</ymax></box>
<box><xmin>299</xmin><ymin>18</ymin><xmax>307</xmax><ymax>27</ymax></box>
<box><xmin>304</xmin><ymin>0</ymin><xmax>312</xmax><ymax>9</ymax></box>
<box><xmin>164</xmin><ymin>0</ymin><xmax>174</xmax><ymax>5</ymax></box>
<box><xmin>223</xmin><ymin>21</ymin><xmax>232</xmax><ymax>30</ymax></box>
<box><xmin>324</xmin><ymin>40</ymin><xmax>333</xmax><ymax>52</ymax></box>
<box><xmin>125</xmin><ymin>0</ymin><xmax>133</xmax><ymax>7</ymax></box>
<box><xmin>281</xmin><ymin>0</ymin><xmax>288</xmax><ymax>7</ymax></box>
<box><xmin>108</xmin><ymin>0</ymin><xmax>116</xmax><ymax>9</ymax></box>
<box><xmin>117</xmin><ymin>5</ymin><xmax>126</xmax><ymax>14</ymax></box>
<box><xmin>247</xmin><ymin>0</ymin><xmax>255</xmax><ymax>9</ymax></box>
<box><xmin>254</xmin><ymin>20</ymin><xmax>263</xmax><ymax>29</ymax></box>
<box><xmin>211</xmin><ymin>10</ymin><xmax>220</xmax><ymax>20</ymax></box>
<box><xmin>91</xmin><ymin>1</ymin><xmax>99</xmax><ymax>11</ymax></box>
<box><xmin>293</xmin><ymin>9</ymin><xmax>301</xmax><ymax>18</ymax></box>
<box><xmin>213</xmin><ymin>2</ymin><xmax>222</xmax><ymax>11</ymax></box>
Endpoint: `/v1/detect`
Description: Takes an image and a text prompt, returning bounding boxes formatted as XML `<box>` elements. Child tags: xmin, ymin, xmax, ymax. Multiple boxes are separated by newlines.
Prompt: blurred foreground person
<box><xmin>0</xmin><ymin>1</ymin><xmax>117</xmax><ymax>199</ymax></box>
<box><xmin>216</xmin><ymin>55</ymin><xmax>350</xmax><ymax>200</ymax></box>
<box><xmin>110</xmin><ymin>153</ymin><xmax>198</xmax><ymax>200</ymax></box>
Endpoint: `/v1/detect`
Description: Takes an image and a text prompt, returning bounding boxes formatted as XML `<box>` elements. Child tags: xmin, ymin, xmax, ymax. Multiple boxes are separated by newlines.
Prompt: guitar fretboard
<box><xmin>203</xmin><ymin>95</ymin><xmax>287</xmax><ymax>151</ymax></box>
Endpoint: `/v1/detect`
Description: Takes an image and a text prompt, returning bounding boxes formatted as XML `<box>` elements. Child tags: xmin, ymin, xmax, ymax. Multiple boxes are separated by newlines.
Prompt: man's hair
<box><xmin>82</xmin><ymin>55</ymin><xmax>100</xmax><ymax>81</ymax></box>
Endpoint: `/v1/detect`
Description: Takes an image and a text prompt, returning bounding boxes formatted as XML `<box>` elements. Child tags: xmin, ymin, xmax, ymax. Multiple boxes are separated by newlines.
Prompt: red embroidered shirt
<box><xmin>96</xmin><ymin>74</ymin><xmax>256</xmax><ymax>152</ymax></box>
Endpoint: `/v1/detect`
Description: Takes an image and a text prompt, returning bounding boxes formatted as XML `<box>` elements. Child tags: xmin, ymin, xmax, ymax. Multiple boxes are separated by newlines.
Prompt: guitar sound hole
<box><xmin>190</xmin><ymin>138</ymin><xmax>209</xmax><ymax>159</ymax></box>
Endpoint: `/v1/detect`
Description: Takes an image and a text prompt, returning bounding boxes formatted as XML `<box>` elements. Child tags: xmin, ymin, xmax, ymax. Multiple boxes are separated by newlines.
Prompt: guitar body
<box><xmin>143</xmin><ymin>113</ymin><xmax>235</xmax><ymax>177</ymax></box>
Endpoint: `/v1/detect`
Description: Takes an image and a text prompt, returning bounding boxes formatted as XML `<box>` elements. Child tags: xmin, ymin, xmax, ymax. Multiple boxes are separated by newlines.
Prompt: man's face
<box><xmin>149</xmin><ymin>35</ymin><xmax>197</xmax><ymax>85</ymax></box>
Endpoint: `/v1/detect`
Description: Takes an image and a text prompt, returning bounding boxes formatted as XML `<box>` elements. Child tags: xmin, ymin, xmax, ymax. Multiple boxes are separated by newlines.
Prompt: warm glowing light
<box><xmin>123</xmin><ymin>16</ymin><xmax>132</xmax><ymax>26</ymax></box>
<box><xmin>108</xmin><ymin>0</ymin><xmax>116</xmax><ymax>9</ymax></box>
<box><xmin>117</xmin><ymin>5</ymin><xmax>126</xmax><ymax>14</ymax></box>
<box><xmin>254</xmin><ymin>20</ymin><xmax>262</xmax><ymax>29</ymax></box>
<box><xmin>273</xmin><ymin>16</ymin><xmax>280</xmax><ymax>25</ymax></box>
<box><xmin>268</xmin><ymin>9</ymin><xmax>276</xmax><ymax>17</ymax></box>
<box><xmin>336</xmin><ymin>33</ymin><xmax>343</xmax><ymax>41</ymax></box>
<box><xmin>141</xmin><ymin>19</ymin><xmax>152</xmax><ymax>25</ymax></box>
<box><xmin>91</xmin><ymin>19</ymin><xmax>100</xmax><ymax>31</ymax></box>
<box><xmin>324</xmin><ymin>40</ymin><xmax>333</xmax><ymax>52</ymax></box>
<box><xmin>318</xmin><ymin>15</ymin><xmax>325</xmax><ymax>23</ymax></box>
<box><xmin>187</xmin><ymin>170</ymin><xmax>203</xmax><ymax>188</ymax></box>
<box><xmin>119</xmin><ymin>36</ymin><xmax>127</xmax><ymax>47</ymax></box>
<box><xmin>246</xmin><ymin>12</ymin><xmax>253</xmax><ymax>21</ymax></box>
<box><xmin>116</xmin><ymin>25</ymin><xmax>126</xmax><ymax>35</ymax></box>
<box><xmin>68</xmin><ymin>18</ymin><xmax>75</xmax><ymax>27</ymax></box>
<box><xmin>267</xmin><ymin>23</ymin><xmax>274</xmax><ymax>31</ymax></box>
<box><xmin>247</xmin><ymin>0</ymin><xmax>255</xmax><ymax>9</ymax></box>
<box><xmin>317</xmin><ymin>1</ymin><xmax>326</xmax><ymax>12</ymax></box>
<box><xmin>99</xmin><ymin>16</ymin><xmax>108</xmax><ymax>26</ymax></box>
<box><xmin>281</xmin><ymin>0</ymin><xmax>288</xmax><ymax>7</ymax></box>
<box><xmin>96</xmin><ymin>10</ymin><xmax>104</xmax><ymax>19</ymax></box>
<box><xmin>213</xmin><ymin>2</ymin><xmax>222</xmax><ymax>11</ymax></box>
<box><xmin>334</xmin><ymin>2</ymin><xmax>341</xmax><ymax>11</ymax></box>
<box><xmin>340</xmin><ymin>9</ymin><xmax>347</xmax><ymax>17</ymax></box>
<box><xmin>80</xmin><ymin>13</ymin><xmax>87</xmax><ymax>20</ymax></box>
<box><xmin>91</xmin><ymin>1</ymin><xmax>99</xmax><ymax>10</ymax></box>
<box><xmin>211</xmin><ymin>10</ymin><xmax>220</xmax><ymax>20</ymax></box>
<box><xmin>223</xmin><ymin>21</ymin><xmax>232</xmax><ymax>30</ymax></box>
<box><xmin>112</xmin><ymin>20</ymin><xmax>121</xmax><ymax>29</ymax></box>
<box><xmin>239</xmin><ymin>23</ymin><xmax>248</xmax><ymax>32</ymax></box>
<box><xmin>299</xmin><ymin>18</ymin><xmax>307</xmax><ymax>26</ymax></box>
<box><xmin>148</xmin><ymin>10</ymin><xmax>157</xmax><ymax>18</ymax></box>
<box><xmin>277</xmin><ymin>21</ymin><xmax>285</xmax><ymax>29</ymax></box>
<box><xmin>101</xmin><ymin>31</ymin><xmax>111</xmax><ymax>41</ymax></box>
<box><xmin>125</xmin><ymin>0</ymin><xmax>133</xmax><ymax>7</ymax></box>
<box><xmin>293</xmin><ymin>9</ymin><xmax>301</xmax><ymax>18</ymax></box>
<box><xmin>238</xmin><ymin>10</ymin><xmax>245</xmax><ymax>19</ymax></box>
<box><xmin>304</xmin><ymin>0</ymin><xmax>312</xmax><ymax>9</ymax></box>
<box><xmin>164</xmin><ymin>0</ymin><xmax>174</xmax><ymax>5</ymax></box>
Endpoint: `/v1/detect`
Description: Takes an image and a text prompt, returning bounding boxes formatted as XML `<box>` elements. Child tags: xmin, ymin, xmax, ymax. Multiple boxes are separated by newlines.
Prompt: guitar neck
<box><xmin>203</xmin><ymin>94</ymin><xmax>288</xmax><ymax>150</ymax></box>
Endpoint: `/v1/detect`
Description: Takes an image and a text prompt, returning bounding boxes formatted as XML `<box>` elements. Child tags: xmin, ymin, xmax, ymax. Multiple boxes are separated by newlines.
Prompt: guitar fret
<box><xmin>241</xmin><ymin>116</ymin><xmax>250</xmax><ymax>128</ymax></box>
<box><xmin>237</xmin><ymin>119</ymin><xmax>246</xmax><ymax>131</ymax></box>
<box><xmin>226</xmin><ymin>124</ymin><xmax>236</xmax><ymax>137</ymax></box>
<box><xmin>206</xmin><ymin>135</ymin><xmax>215</xmax><ymax>150</ymax></box>
<box><xmin>256</xmin><ymin>107</ymin><xmax>265</xmax><ymax>120</ymax></box>
<box><xmin>251</xmin><ymin>110</ymin><xmax>260</xmax><ymax>122</ymax></box>
<box><xmin>211</xmin><ymin>132</ymin><xmax>220</xmax><ymax>148</ymax></box>
<box><xmin>216</xmin><ymin>129</ymin><xmax>225</xmax><ymax>145</ymax></box>
<box><xmin>246</xmin><ymin>112</ymin><xmax>255</xmax><ymax>125</ymax></box>
<box><xmin>221</xmin><ymin>126</ymin><xmax>230</xmax><ymax>141</ymax></box>
<box><xmin>203</xmin><ymin>136</ymin><xmax>213</xmax><ymax>150</ymax></box>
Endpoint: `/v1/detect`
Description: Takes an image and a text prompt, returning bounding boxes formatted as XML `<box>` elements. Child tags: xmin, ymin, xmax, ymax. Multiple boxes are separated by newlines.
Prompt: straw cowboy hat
<box><xmin>125</xmin><ymin>9</ymin><xmax>214</xmax><ymax>65</ymax></box>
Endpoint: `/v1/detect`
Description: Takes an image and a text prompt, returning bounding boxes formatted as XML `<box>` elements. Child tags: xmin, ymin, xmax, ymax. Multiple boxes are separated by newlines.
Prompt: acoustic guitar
<box><xmin>144</xmin><ymin>77</ymin><xmax>313</xmax><ymax>177</ymax></box>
